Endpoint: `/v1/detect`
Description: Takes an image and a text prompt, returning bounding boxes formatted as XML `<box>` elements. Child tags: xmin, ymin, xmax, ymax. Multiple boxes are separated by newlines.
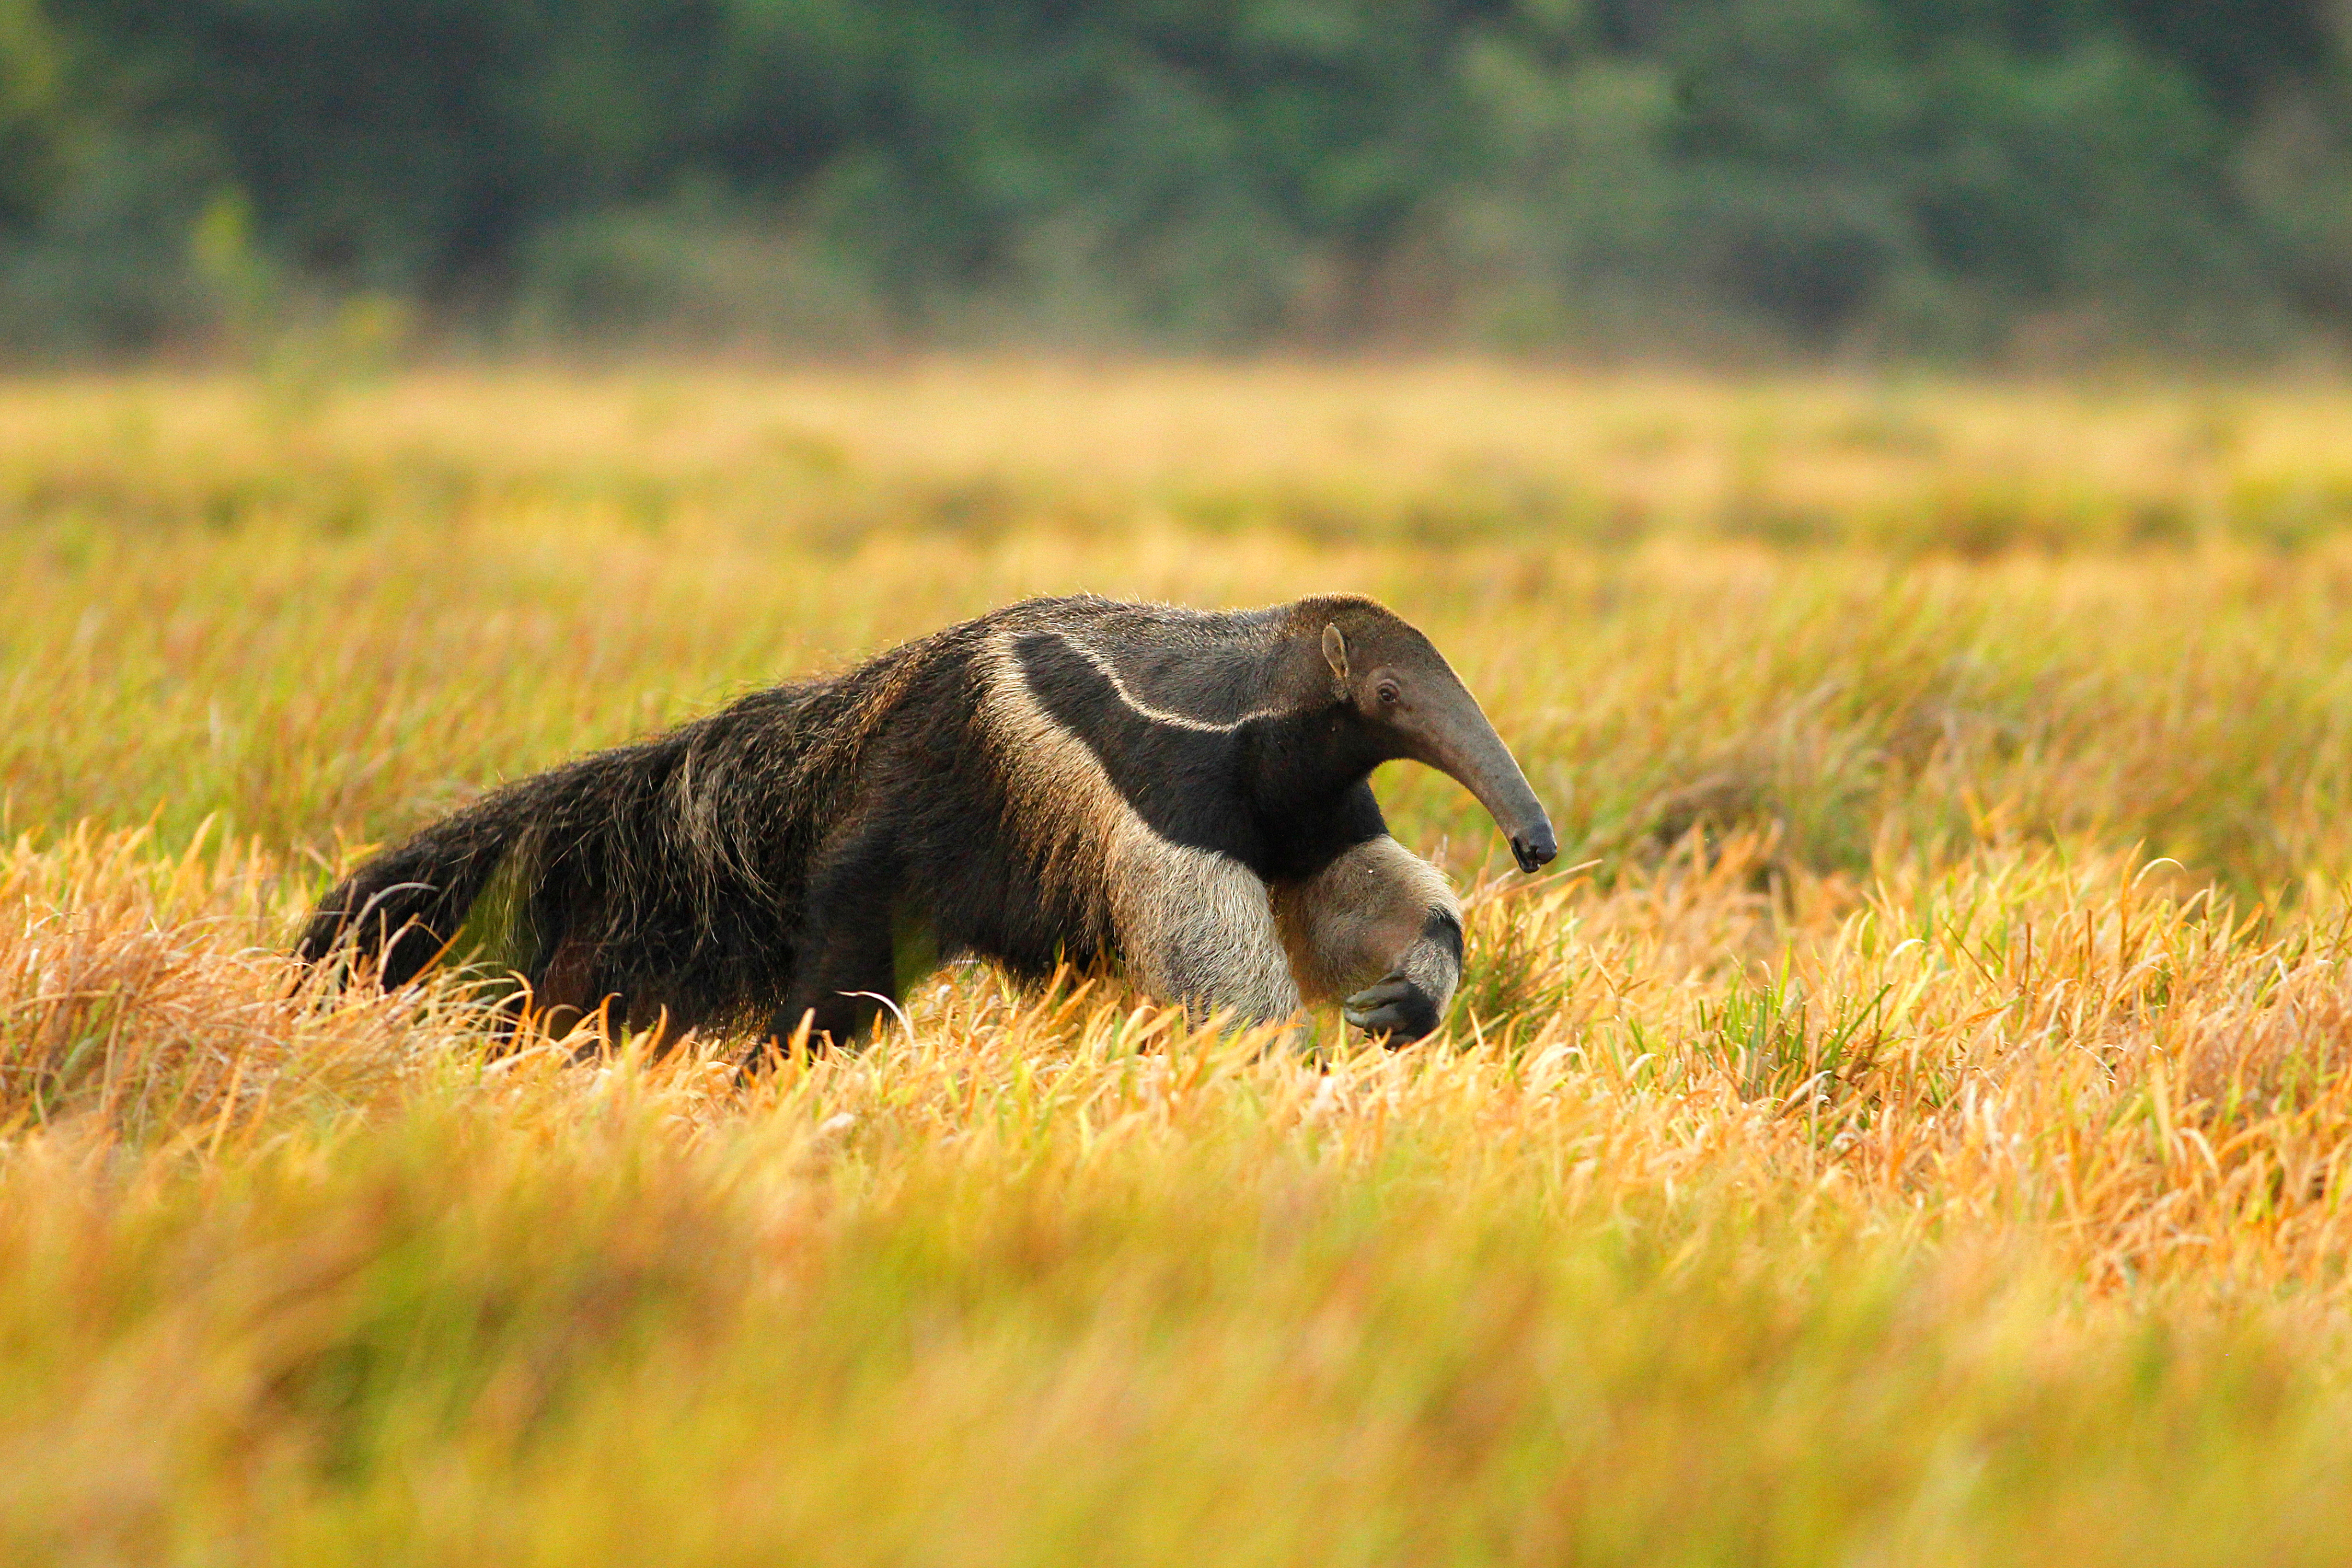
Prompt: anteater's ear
<box><xmin>1321</xmin><ymin>623</ymin><xmax>1350</xmax><ymax>686</ymax></box>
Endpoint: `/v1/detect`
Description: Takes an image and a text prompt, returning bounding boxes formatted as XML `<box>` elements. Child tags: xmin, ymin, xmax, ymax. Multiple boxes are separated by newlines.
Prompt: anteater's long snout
<box><xmin>1412</xmin><ymin>682</ymin><xmax>1558</xmax><ymax>875</ymax></box>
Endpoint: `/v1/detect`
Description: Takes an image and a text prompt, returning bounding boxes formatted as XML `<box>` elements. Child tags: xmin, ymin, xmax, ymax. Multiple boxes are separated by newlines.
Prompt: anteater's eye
<box><xmin>1377</xmin><ymin>682</ymin><xmax>1401</xmax><ymax>708</ymax></box>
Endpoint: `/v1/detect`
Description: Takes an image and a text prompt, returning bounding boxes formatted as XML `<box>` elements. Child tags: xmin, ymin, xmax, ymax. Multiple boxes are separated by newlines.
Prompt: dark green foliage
<box><xmin>5</xmin><ymin>0</ymin><xmax>2351</xmax><ymax>352</ymax></box>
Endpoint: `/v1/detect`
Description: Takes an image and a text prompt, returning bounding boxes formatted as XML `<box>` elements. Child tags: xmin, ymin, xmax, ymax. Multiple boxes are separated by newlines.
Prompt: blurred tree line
<box><xmin>4</xmin><ymin>0</ymin><xmax>2351</xmax><ymax>357</ymax></box>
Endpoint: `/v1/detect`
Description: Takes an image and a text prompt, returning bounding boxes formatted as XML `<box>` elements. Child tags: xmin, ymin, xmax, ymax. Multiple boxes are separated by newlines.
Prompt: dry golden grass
<box><xmin>8</xmin><ymin>365</ymin><xmax>2352</xmax><ymax>1563</ymax></box>
<box><xmin>11</xmin><ymin>361</ymin><xmax>2352</xmax><ymax>551</ymax></box>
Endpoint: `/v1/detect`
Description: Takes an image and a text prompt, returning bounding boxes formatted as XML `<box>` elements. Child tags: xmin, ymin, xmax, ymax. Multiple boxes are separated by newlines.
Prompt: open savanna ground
<box><xmin>13</xmin><ymin>364</ymin><xmax>2352</xmax><ymax>1563</ymax></box>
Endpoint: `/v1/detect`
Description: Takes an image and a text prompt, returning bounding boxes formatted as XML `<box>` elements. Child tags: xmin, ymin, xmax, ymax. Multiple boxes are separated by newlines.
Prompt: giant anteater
<box><xmin>297</xmin><ymin>593</ymin><xmax>1557</xmax><ymax>1050</ymax></box>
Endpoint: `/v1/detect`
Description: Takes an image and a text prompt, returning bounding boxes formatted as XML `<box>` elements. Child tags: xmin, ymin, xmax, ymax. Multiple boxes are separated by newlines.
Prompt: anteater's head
<box><xmin>1307</xmin><ymin>598</ymin><xmax>1558</xmax><ymax>874</ymax></box>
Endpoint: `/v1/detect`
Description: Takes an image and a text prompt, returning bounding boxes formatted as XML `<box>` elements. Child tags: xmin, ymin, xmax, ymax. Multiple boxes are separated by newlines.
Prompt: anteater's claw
<box><xmin>1343</xmin><ymin>975</ymin><xmax>1439</xmax><ymax>1043</ymax></box>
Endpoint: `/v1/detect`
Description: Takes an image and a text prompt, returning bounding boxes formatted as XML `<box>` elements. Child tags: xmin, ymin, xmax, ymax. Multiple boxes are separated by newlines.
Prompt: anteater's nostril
<box><xmin>1510</xmin><ymin>827</ymin><xmax>1559</xmax><ymax>873</ymax></box>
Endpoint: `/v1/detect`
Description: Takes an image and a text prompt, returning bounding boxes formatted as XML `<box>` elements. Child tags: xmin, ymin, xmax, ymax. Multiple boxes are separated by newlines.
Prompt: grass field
<box><xmin>10</xmin><ymin>362</ymin><xmax>2352</xmax><ymax>1563</ymax></box>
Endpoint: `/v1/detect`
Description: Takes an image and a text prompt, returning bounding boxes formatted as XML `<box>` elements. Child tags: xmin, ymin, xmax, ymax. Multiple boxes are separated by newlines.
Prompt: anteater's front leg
<box><xmin>1114</xmin><ymin>845</ymin><xmax>1302</xmax><ymax>1027</ymax></box>
<box><xmin>1272</xmin><ymin>837</ymin><xmax>1463</xmax><ymax>1043</ymax></box>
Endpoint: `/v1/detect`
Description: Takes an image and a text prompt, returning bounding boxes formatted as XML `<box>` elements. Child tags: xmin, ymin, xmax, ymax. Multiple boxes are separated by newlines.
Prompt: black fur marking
<box><xmin>1242</xmin><ymin>735</ymin><xmax>1392</xmax><ymax>882</ymax></box>
<box><xmin>1012</xmin><ymin>630</ymin><xmax>1389</xmax><ymax>882</ymax></box>
<box><xmin>1012</xmin><ymin>632</ymin><xmax>1253</xmax><ymax>853</ymax></box>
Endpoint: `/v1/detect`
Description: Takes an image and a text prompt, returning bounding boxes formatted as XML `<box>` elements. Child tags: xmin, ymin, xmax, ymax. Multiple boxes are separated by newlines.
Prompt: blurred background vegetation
<box><xmin>5</xmin><ymin>0</ymin><xmax>2352</xmax><ymax>361</ymax></box>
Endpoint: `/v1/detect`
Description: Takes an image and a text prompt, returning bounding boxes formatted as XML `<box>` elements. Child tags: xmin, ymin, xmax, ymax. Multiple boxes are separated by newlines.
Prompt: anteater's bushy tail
<box><xmin>294</xmin><ymin>678</ymin><xmax>847</xmax><ymax>1030</ymax></box>
<box><xmin>295</xmin><ymin>785</ymin><xmax>546</xmax><ymax>989</ymax></box>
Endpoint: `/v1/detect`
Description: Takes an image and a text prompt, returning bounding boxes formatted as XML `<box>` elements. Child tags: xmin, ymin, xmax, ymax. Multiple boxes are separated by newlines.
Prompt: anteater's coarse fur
<box><xmin>297</xmin><ymin>594</ymin><xmax>1556</xmax><ymax>1051</ymax></box>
